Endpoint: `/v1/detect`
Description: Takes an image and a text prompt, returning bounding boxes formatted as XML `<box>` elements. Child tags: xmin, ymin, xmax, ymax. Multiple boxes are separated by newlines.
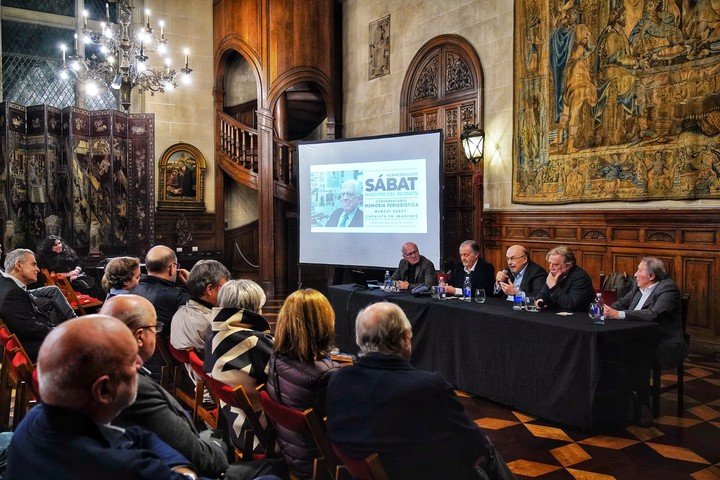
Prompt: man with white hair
<box><xmin>326</xmin><ymin>302</ymin><xmax>515</xmax><ymax>480</ymax></box>
<box><xmin>325</xmin><ymin>178</ymin><xmax>364</xmax><ymax>227</ymax></box>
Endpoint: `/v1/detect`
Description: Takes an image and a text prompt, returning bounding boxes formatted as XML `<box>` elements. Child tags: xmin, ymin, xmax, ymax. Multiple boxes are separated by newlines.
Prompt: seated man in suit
<box><xmin>326</xmin><ymin>302</ymin><xmax>515</xmax><ymax>480</ymax></box>
<box><xmin>0</xmin><ymin>249</ymin><xmax>56</xmax><ymax>361</ymax></box>
<box><xmin>7</xmin><ymin>314</ymin><xmax>202</xmax><ymax>480</ymax></box>
<box><xmin>445</xmin><ymin>240</ymin><xmax>494</xmax><ymax>297</ymax></box>
<box><xmin>536</xmin><ymin>245</ymin><xmax>595</xmax><ymax>312</ymax></box>
<box><xmin>493</xmin><ymin>245</ymin><xmax>547</xmax><ymax>299</ymax></box>
<box><xmin>104</xmin><ymin>295</ymin><xmax>285</xmax><ymax>480</ymax></box>
<box><xmin>325</xmin><ymin>179</ymin><xmax>364</xmax><ymax>227</ymax></box>
<box><xmin>604</xmin><ymin>257</ymin><xmax>687</xmax><ymax>369</ymax></box>
<box><xmin>390</xmin><ymin>242</ymin><xmax>437</xmax><ymax>290</ymax></box>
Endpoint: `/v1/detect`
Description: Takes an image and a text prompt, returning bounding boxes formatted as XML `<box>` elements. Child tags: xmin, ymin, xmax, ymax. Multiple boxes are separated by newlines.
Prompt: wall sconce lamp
<box><xmin>460</xmin><ymin>124</ymin><xmax>485</xmax><ymax>164</ymax></box>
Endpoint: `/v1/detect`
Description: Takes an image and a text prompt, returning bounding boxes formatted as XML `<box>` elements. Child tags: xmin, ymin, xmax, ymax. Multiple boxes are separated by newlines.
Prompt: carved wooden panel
<box><xmin>413</xmin><ymin>55</ymin><xmax>439</xmax><ymax>101</ymax></box>
<box><xmin>445</xmin><ymin>52</ymin><xmax>473</xmax><ymax>93</ymax></box>
<box><xmin>445</xmin><ymin>142</ymin><xmax>457</xmax><ymax>173</ymax></box>
<box><xmin>485</xmin><ymin>209</ymin><xmax>720</xmax><ymax>340</ymax></box>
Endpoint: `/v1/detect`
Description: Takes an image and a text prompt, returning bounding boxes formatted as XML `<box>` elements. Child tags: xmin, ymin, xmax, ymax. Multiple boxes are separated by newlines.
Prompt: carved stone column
<box><xmin>256</xmin><ymin>107</ymin><xmax>276</xmax><ymax>294</ymax></box>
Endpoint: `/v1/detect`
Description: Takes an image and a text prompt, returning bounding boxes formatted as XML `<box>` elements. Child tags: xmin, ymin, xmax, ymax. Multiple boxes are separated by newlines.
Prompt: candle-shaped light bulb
<box><xmin>74</xmin><ymin>33</ymin><xmax>79</xmax><ymax>53</ymax></box>
<box><xmin>60</xmin><ymin>44</ymin><xmax>67</xmax><ymax>65</ymax></box>
<box><xmin>144</xmin><ymin>9</ymin><xmax>151</xmax><ymax>29</ymax></box>
<box><xmin>183</xmin><ymin>48</ymin><xmax>189</xmax><ymax>69</ymax></box>
<box><xmin>106</xmin><ymin>2</ymin><xmax>110</xmax><ymax>22</ymax></box>
<box><xmin>159</xmin><ymin>20</ymin><xmax>165</xmax><ymax>40</ymax></box>
<box><xmin>82</xmin><ymin>10</ymin><xmax>88</xmax><ymax>29</ymax></box>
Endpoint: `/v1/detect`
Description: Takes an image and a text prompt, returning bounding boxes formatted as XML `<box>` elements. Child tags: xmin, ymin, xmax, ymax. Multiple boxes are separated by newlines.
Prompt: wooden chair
<box><xmin>168</xmin><ymin>344</ymin><xmax>215</xmax><ymax>428</ymax></box>
<box><xmin>651</xmin><ymin>293</ymin><xmax>691</xmax><ymax>417</ymax></box>
<box><xmin>43</xmin><ymin>269</ymin><xmax>103</xmax><ymax>315</ymax></box>
<box><xmin>331</xmin><ymin>443</ymin><xmax>389</xmax><ymax>480</ymax></box>
<box><xmin>187</xmin><ymin>349</ymin><xmax>273</xmax><ymax>459</ymax></box>
<box><xmin>155</xmin><ymin>334</ymin><xmax>183</xmax><ymax>394</ymax></box>
<box><xmin>0</xmin><ymin>322</ymin><xmax>16</xmax><ymax>430</ymax></box>
<box><xmin>1</xmin><ymin>334</ymin><xmax>39</xmax><ymax>426</ymax></box>
<box><xmin>258</xmin><ymin>386</ymin><xmax>341</xmax><ymax>480</ymax></box>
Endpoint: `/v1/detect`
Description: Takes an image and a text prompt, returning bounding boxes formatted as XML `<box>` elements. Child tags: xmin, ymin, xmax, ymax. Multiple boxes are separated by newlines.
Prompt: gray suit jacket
<box><xmin>612</xmin><ymin>278</ymin><xmax>687</xmax><ymax>369</ymax></box>
<box><xmin>390</xmin><ymin>255</ymin><xmax>437</xmax><ymax>289</ymax></box>
<box><xmin>114</xmin><ymin>370</ymin><xmax>229</xmax><ymax>478</ymax></box>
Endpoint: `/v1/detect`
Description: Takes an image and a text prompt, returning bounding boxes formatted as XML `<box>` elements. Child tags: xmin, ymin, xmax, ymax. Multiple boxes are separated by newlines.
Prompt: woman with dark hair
<box><xmin>36</xmin><ymin>235</ymin><xmax>97</xmax><ymax>295</ymax></box>
<box><xmin>266</xmin><ymin>288</ymin><xmax>343</xmax><ymax>479</ymax></box>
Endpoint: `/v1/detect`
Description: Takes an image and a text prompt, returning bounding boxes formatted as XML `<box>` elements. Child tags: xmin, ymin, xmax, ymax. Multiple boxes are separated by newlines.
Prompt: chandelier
<box><xmin>59</xmin><ymin>0</ymin><xmax>193</xmax><ymax>111</ymax></box>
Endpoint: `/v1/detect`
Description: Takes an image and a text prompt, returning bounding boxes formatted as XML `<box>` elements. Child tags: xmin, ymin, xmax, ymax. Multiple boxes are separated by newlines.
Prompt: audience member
<box><xmin>101</xmin><ymin>256</ymin><xmax>141</xmax><ymax>298</ymax></box>
<box><xmin>36</xmin><ymin>235</ymin><xmax>100</xmax><ymax>297</ymax></box>
<box><xmin>171</xmin><ymin>260</ymin><xmax>230</xmax><ymax>352</ymax></box>
<box><xmin>325</xmin><ymin>179</ymin><xmax>364</xmax><ymax>227</ymax></box>
<box><xmin>266</xmin><ymin>288</ymin><xmax>342</xmax><ymax>478</ymax></box>
<box><xmin>390</xmin><ymin>242</ymin><xmax>437</xmax><ymax>290</ymax></box>
<box><xmin>446</xmin><ymin>240</ymin><xmax>494</xmax><ymax>296</ymax></box>
<box><xmin>604</xmin><ymin>257</ymin><xmax>687</xmax><ymax>367</ymax></box>
<box><xmin>326</xmin><ymin>302</ymin><xmax>515</xmax><ymax>480</ymax></box>
<box><xmin>7</xmin><ymin>315</ymin><xmax>200</xmax><ymax>479</ymax></box>
<box><xmin>0</xmin><ymin>249</ymin><xmax>55</xmax><ymax>361</ymax></box>
<box><xmin>204</xmin><ymin>279</ymin><xmax>274</xmax><ymax>452</ymax></box>
<box><xmin>536</xmin><ymin>245</ymin><xmax>595</xmax><ymax>312</ymax></box>
<box><xmin>493</xmin><ymin>245</ymin><xmax>547</xmax><ymax>299</ymax></box>
<box><xmin>132</xmin><ymin>245</ymin><xmax>191</xmax><ymax>328</ymax></box>
<box><xmin>104</xmin><ymin>295</ymin><xmax>286</xmax><ymax>480</ymax></box>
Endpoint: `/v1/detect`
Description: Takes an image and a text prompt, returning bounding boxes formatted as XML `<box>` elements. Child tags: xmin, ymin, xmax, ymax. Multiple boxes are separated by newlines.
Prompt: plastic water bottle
<box><xmin>593</xmin><ymin>293</ymin><xmax>605</xmax><ymax>325</ymax></box>
<box><xmin>513</xmin><ymin>290</ymin><xmax>525</xmax><ymax>310</ymax></box>
<box><xmin>463</xmin><ymin>275</ymin><xmax>472</xmax><ymax>301</ymax></box>
<box><xmin>384</xmin><ymin>270</ymin><xmax>391</xmax><ymax>292</ymax></box>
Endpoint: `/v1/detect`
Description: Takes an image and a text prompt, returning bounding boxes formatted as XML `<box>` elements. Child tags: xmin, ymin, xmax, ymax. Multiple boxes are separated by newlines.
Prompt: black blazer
<box><xmin>325</xmin><ymin>208</ymin><xmax>364</xmax><ymax>227</ymax></box>
<box><xmin>536</xmin><ymin>264</ymin><xmax>596</xmax><ymax>312</ymax></box>
<box><xmin>494</xmin><ymin>260</ymin><xmax>547</xmax><ymax>298</ymax></box>
<box><xmin>449</xmin><ymin>258</ymin><xmax>495</xmax><ymax>294</ymax></box>
<box><xmin>390</xmin><ymin>255</ymin><xmax>437</xmax><ymax>289</ymax></box>
<box><xmin>612</xmin><ymin>278</ymin><xmax>687</xmax><ymax>369</ymax></box>
<box><xmin>0</xmin><ymin>275</ymin><xmax>54</xmax><ymax>361</ymax></box>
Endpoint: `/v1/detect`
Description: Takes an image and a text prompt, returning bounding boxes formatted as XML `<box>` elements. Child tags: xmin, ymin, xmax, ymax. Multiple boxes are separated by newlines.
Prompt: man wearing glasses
<box><xmin>390</xmin><ymin>242</ymin><xmax>437</xmax><ymax>290</ymax></box>
<box><xmin>325</xmin><ymin>178</ymin><xmax>364</xmax><ymax>227</ymax></box>
<box><xmin>493</xmin><ymin>245</ymin><xmax>547</xmax><ymax>299</ymax></box>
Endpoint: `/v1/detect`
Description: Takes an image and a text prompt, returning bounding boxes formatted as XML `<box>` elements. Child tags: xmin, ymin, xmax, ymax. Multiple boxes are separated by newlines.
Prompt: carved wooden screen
<box><xmin>401</xmin><ymin>35</ymin><xmax>484</xmax><ymax>266</ymax></box>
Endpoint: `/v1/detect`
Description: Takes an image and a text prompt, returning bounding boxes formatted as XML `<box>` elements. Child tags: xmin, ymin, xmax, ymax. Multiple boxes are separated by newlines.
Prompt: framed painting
<box><xmin>157</xmin><ymin>142</ymin><xmax>206</xmax><ymax>211</ymax></box>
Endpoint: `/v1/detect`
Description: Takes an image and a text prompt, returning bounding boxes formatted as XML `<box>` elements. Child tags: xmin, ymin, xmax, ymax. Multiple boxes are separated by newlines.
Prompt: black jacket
<box><xmin>0</xmin><ymin>275</ymin><xmax>54</xmax><ymax>361</ymax></box>
<box><xmin>536</xmin><ymin>265</ymin><xmax>595</xmax><ymax>312</ymax></box>
<box><xmin>449</xmin><ymin>259</ymin><xmax>495</xmax><ymax>295</ymax></box>
<box><xmin>131</xmin><ymin>274</ymin><xmax>190</xmax><ymax>331</ymax></box>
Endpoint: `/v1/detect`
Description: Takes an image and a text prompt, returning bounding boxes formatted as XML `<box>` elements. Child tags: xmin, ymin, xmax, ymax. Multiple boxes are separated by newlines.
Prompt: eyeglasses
<box><xmin>171</xmin><ymin>262</ymin><xmax>180</xmax><ymax>269</ymax></box>
<box><xmin>340</xmin><ymin>192</ymin><xmax>357</xmax><ymax>198</ymax></box>
<box><xmin>139</xmin><ymin>321</ymin><xmax>164</xmax><ymax>334</ymax></box>
<box><xmin>506</xmin><ymin>255</ymin><xmax>526</xmax><ymax>262</ymax></box>
<box><xmin>403</xmin><ymin>249</ymin><xmax>419</xmax><ymax>257</ymax></box>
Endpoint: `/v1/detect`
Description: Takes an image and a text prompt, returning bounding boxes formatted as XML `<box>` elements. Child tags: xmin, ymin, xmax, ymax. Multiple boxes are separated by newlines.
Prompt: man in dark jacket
<box><xmin>446</xmin><ymin>240</ymin><xmax>495</xmax><ymax>296</ymax></box>
<box><xmin>0</xmin><ymin>249</ymin><xmax>55</xmax><ymax>361</ymax></box>
<box><xmin>326</xmin><ymin>302</ymin><xmax>515</xmax><ymax>480</ymax></box>
<box><xmin>390</xmin><ymin>241</ymin><xmax>437</xmax><ymax>290</ymax></box>
<box><xmin>493</xmin><ymin>244</ymin><xmax>547</xmax><ymax>299</ymax></box>
<box><xmin>536</xmin><ymin>245</ymin><xmax>595</xmax><ymax>312</ymax></box>
<box><xmin>104</xmin><ymin>294</ymin><xmax>286</xmax><ymax>480</ymax></box>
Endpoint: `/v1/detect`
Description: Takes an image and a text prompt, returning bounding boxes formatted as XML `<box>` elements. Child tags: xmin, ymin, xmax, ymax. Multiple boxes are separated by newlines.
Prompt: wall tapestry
<box><xmin>514</xmin><ymin>0</ymin><xmax>720</xmax><ymax>204</ymax></box>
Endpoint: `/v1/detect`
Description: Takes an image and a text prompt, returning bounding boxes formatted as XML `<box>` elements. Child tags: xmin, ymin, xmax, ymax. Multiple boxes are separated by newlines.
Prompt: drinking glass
<box><xmin>524</xmin><ymin>296</ymin><xmax>538</xmax><ymax>312</ymax></box>
<box><xmin>434</xmin><ymin>285</ymin><xmax>446</xmax><ymax>300</ymax></box>
<box><xmin>474</xmin><ymin>289</ymin><xmax>486</xmax><ymax>303</ymax></box>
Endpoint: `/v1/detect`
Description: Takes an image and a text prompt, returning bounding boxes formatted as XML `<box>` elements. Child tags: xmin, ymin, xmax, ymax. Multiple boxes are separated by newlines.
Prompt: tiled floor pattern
<box><xmin>458</xmin><ymin>352</ymin><xmax>720</xmax><ymax>479</ymax></box>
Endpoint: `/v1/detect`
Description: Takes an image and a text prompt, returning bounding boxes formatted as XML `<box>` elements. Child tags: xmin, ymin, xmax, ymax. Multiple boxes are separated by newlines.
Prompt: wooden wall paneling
<box><xmin>682</xmin><ymin>257</ymin><xmax>714</xmax><ymax>331</ymax></box>
<box><xmin>155</xmin><ymin>211</ymin><xmax>218</xmax><ymax>253</ymax></box>
<box><xmin>610</xmin><ymin>253</ymin><xmax>638</xmax><ymax>277</ymax></box>
<box><xmin>580</xmin><ymin>250</ymin><xmax>605</xmax><ymax>289</ymax></box>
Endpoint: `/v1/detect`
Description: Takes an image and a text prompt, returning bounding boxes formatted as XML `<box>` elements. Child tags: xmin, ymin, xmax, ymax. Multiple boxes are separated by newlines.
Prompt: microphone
<box><xmin>502</xmin><ymin>268</ymin><xmax>515</xmax><ymax>283</ymax></box>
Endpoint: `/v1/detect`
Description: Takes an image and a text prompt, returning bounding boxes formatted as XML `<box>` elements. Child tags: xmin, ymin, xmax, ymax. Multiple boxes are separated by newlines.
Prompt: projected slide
<box><xmin>298</xmin><ymin>130</ymin><xmax>442</xmax><ymax>269</ymax></box>
<box><xmin>310</xmin><ymin>159</ymin><xmax>427</xmax><ymax>233</ymax></box>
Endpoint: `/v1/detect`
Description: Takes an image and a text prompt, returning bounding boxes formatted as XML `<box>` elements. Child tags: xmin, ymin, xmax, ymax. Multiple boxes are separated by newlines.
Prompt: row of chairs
<box><xmin>163</xmin><ymin>341</ymin><xmax>388</xmax><ymax>480</ymax></box>
<box><xmin>40</xmin><ymin>268</ymin><xmax>103</xmax><ymax>316</ymax></box>
<box><xmin>0</xmin><ymin>321</ymin><xmax>39</xmax><ymax>431</ymax></box>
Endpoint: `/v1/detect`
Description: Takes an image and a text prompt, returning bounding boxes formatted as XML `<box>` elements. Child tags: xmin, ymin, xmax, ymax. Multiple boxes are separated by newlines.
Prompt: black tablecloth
<box><xmin>328</xmin><ymin>285</ymin><xmax>659</xmax><ymax>428</ymax></box>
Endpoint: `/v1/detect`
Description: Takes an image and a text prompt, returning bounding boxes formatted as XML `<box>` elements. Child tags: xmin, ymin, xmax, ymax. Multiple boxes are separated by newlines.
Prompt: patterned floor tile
<box><xmin>513</xmin><ymin>411</ymin><xmax>536</xmax><ymax>423</ymax></box>
<box><xmin>525</xmin><ymin>424</ymin><xmax>575</xmax><ymax>442</ymax></box>
<box><xmin>550</xmin><ymin>443</ymin><xmax>591</xmax><ymax>467</ymax></box>
<box><xmin>653</xmin><ymin>415</ymin><xmax>704</xmax><ymax>427</ymax></box>
<box><xmin>578</xmin><ymin>436</ymin><xmax>639</xmax><ymax>450</ymax></box>
<box><xmin>507</xmin><ymin>459</ymin><xmax>563</xmax><ymax>477</ymax></box>
<box><xmin>625</xmin><ymin>425</ymin><xmax>664</xmax><ymax>441</ymax></box>
<box><xmin>646</xmin><ymin>443</ymin><xmax>711</xmax><ymax>464</ymax></box>
<box><xmin>688</xmin><ymin>404</ymin><xmax>720</xmax><ymax>421</ymax></box>
<box><xmin>566</xmin><ymin>468</ymin><xmax>617</xmax><ymax>480</ymax></box>
<box><xmin>686</xmin><ymin>367</ymin><xmax>714</xmax><ymax>378</ymax></box>
<box><xmin>475</xmin><ymin>417</ymin><xmax>520</xmax><ymax>430</ymax></box>
<box><xmin>690</xmin><ymin>465</ymin><xmax>720</xmax><ymax>479</ymax></box>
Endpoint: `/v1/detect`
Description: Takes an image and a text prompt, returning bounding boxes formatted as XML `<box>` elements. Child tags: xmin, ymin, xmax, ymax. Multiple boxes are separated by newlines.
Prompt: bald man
<box><xmin>326</xmin><ymin>302</ymin><xmax>515</xmax><ymax>480</ymax></box>
<box><xmin>6</xmin><ymin>315</ymin><xmax>201</xmax><ymax>480</ymax></box>
<box><xmin>493</xmin><ymin>245</ymin><xmax>547</xmax><ymax>299</ymax></box>
<box><xmin>103</xmin><ymin>296</ymin><xmax>285</xmax><ymax>480</ymax></box>
<box><xmin>390</xmin><ymin>242</ymin><xmax>437</xmax><ymax>290</ymax></box>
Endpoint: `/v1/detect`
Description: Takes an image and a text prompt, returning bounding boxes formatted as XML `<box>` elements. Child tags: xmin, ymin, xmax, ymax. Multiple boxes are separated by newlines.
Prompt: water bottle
<box><xmin>463</xmin><ymin>275</ymin><xmax>472</xmax><ymax>302</ymax></box>
<box><xmin>592</xmin><ymin>293</ymin><xmax>605</xmax><ymax>325</ymax></box>
<box><xmin>513</xmin><ymin>290</ymin><xmax>525</xmax><ymax>310</ymax></box>
<box><xmin>384</xmin><ymin>270</ymin><xmax>391</xmax><ymax>292</ymax></box>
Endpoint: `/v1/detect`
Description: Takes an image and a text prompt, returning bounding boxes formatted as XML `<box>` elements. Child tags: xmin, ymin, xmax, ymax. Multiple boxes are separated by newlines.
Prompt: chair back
<box><xmin>435</xmin><ymin>272</ymin><xmax>450</xmax><ymax>285</ymax></box>
<box><xmin>50</xmin><ymin>273</ymin><xmax>102</xmax><ymax>315</ymax></box>
<box><xmin>681</xmin><ymin>293</ymin><xmax>690</xmax><ymax>333</ymax></box>
<box><xmin>331</xmin><ymin>444</ymin><xmax>389</xmax><ymax>480</ymax></box>
<box><xmin>258</xmin><ymin>388</ymin><xmax>342</xmax><ymax>479</ymax></box>
<box><xmin>169</xmin><ymin>342</ymin><xmax>191</xmax><ymax>364</ymax></box>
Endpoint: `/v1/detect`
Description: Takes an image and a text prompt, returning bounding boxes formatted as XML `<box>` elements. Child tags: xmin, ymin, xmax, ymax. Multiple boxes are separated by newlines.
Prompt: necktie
<box><xmin>338</xmin><ymin>213</ymin><xmax>349</xmax><ymax>227</ymax></box>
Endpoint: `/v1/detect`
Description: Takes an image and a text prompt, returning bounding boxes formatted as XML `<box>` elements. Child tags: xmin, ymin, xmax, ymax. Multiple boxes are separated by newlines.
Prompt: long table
<box><xmin>328</xmin><ymin>285</ymin><xmax>659</xmax><ymax>429</ymax></box>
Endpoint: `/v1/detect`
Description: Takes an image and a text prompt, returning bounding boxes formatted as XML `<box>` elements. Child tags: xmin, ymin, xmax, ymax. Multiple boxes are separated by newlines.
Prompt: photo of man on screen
<box><xmin>325</xmin><ymin>178</ymin><xmax>364</xmax><ymax>227</ymax></box>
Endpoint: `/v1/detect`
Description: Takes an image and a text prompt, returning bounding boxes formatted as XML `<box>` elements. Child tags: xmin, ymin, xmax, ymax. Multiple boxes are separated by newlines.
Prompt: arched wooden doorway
<box><xmin>400</xmin><ymin>34</ymin><xmax>484</xmax><ymax>266</ymax></box>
